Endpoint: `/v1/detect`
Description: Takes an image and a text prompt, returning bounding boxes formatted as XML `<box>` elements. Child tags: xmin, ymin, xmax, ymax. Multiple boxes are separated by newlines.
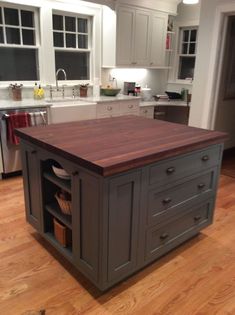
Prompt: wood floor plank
<box><xmin>1</xmin><ymin>172</ymin><xmax>235</xmax><ymax>314</ymax></box>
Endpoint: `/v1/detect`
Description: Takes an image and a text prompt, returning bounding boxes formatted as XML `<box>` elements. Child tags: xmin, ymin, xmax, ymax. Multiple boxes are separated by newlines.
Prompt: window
<box><xmin>0</xmin><ymin>6</ymin><xmax>39</xmax><ymax>81</ymax></box>
<box><xmin>52</xmin><ymin>13</ymin><xmax>90</xmax><ymax>80</ymax></box>
<box><xmin>177</xmin><ymin>27</ymin><xmax>198</xmax><ymax>80</ymax></box>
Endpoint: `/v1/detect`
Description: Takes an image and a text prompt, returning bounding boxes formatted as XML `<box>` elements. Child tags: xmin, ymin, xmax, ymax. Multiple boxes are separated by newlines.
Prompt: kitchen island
<box><xmin>15</xmin><ymin>116</ymin><xmax>227</xmax><ymax>290</ymax></box>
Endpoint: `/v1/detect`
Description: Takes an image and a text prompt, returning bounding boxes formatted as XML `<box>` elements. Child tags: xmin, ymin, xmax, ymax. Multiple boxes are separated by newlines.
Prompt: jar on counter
<box><xmin>9</xmin><ymin>83</ymin><xmax>23</xmax><ymax>101</ymax></box>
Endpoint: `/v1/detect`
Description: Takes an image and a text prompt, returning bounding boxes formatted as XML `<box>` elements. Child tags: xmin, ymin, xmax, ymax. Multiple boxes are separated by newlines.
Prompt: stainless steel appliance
<box><xmin>0</xmin><ymin>107</ymin><xmax>48</xmax><ymax>176</ymax></box>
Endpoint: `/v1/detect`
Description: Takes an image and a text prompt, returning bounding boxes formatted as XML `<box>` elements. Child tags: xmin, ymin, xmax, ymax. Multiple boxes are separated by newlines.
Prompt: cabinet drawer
<box><xmin>149</xmin><ymin>145</ymin><xmax>222</xmax><ymax>187</ymax></box>
<box><xmin>97</xmin><ymin>102</ymin><xmax>120</xmax><ymax>116</ymax></box>
<box><xmin>120</xmin><ymin>101</ymin><xmax>139</xmax><ymax>114</ymax></box>
<box><xmin>148</xmin><ymin>169</ymin><xmax>216</xmax><ymax>225</ymax></box>
<box><xmin>145</xmin><ymin>200</ymin><xmax>213</xmax><ymax>262</ymax></box>
<box><xmin>140</xmin><ymin>106</ymin><xmax>154</xmax><ymax>119</ymax></box>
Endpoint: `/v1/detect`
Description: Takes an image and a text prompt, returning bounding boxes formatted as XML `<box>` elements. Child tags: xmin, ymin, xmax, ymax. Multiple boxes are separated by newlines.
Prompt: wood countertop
<box><xmin>15</xmin><ymin>116</ymin><xmax>228</xmax><ymax>176</ymax></box>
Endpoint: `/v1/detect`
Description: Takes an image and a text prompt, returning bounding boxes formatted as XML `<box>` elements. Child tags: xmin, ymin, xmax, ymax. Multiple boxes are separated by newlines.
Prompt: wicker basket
<box><xmin>55</xmin><ymin>192</ymin><xmax>72</xmax><ymax>215</ymax></box>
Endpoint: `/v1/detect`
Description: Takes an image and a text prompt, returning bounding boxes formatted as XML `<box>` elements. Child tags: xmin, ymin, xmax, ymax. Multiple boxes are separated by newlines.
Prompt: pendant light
<box><xmin>183</xmin><ymin>0</ymin><xmax>199</xmax><ymax>4</ymax></box>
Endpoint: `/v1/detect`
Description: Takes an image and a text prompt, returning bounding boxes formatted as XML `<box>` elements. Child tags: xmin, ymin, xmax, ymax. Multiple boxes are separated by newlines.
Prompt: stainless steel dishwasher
<box><xmin>0</xmin><ymin>107</ymin><xmax>48</xmax><ymax>177</ymax></box>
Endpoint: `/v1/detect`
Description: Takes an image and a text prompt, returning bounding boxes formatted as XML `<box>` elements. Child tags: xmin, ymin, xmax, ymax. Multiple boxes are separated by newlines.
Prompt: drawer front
<box><xmin>97</xmin><ymin>113</ymin><xmax>120</xmax><ymax>119</ymax></box>
<box><xmin>149</xmin><ymin>145</ymin><xmax>222</xmax><ymax>187</ymax></box>
<box><xmin>148</xmin><ymin>169</ymin><xmax>216</xmax><ymax>225</ymax></box>
<box><xmin>97</xmin><ymin>102</ymin><xmax>120</xmax><ymax>116</ymax></box>
<box><xmin>140</xmin><ymin>106</ymin><xmax>154</xmax><ymax>119</ymax></box>
<box><xmin>145</xmin><ymin>200</ymin><xmax>213</xmax><ymax>262</ymax></box>
<box><xmin>120</xmin><ymin>101</ymin><xmax>139</xmax><ymax>114</ymax></box>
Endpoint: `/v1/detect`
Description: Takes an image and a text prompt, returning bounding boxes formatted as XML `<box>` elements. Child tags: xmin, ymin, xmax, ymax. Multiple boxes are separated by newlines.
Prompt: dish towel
<box><xmin>7</xmin><ymin>112</ymin><xmax>31</xmax><ymax>145</ymax></box>
<box><xmin>29</xmin><ymin>111</ymin><xmax>47</xmax><ymax>126</ymax></box>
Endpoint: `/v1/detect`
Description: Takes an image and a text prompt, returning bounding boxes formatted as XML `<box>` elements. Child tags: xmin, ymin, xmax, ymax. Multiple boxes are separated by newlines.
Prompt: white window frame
<box><xmin>52</xmin><ymin>10</ymin><xmax>92</xmax><ymax>83</ymax></box>
<box><xmin>0</xmin><ymin>2</ymin><xmax>40</xmax><ymax>86</ymax></box>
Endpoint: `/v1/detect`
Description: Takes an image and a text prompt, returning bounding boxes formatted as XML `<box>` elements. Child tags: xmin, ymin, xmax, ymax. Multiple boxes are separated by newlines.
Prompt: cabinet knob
<box><xmin>160</xmin><ymin>233</ymin><xmax>169</xmax><ymax>240</ymax></box>
<box><xmin>132</xmin><ymin>62</ymin><xmax>137</xmax><ymax>65</ymax></box>
<box><xmin>202</xmin><ymin>155</ymin><xmax>209</xmax><ymax>162</ymax></box>
<box><xmin>31</xmin><ymin>150</ymin><xmax>37</xmax><ymax>154</ymax></box>
<box><xmin>150</xmin><ymin>62</ymin><xmax>154</xmax><ymax>66</ymax></box>
<box><xmin>107</xmin><ymin>106</ymin><xmax>113</xmax><ymax>111</ymax></box>
<box><xmin>162</xmin><ymin>197</ymin><xmax>172</xmax><ymax>204</ymax></box>
<box><xmin>72</xmin><ymin>171</ymin><xmax>79</xmax><ymax>176</ymax></box>
<box><xmin>128</xmin><ymin>105</ymin><xmax>133</xmax><ymax>109</ymax></box>
<box><xmin>166</xmin><ymin>166</ymin><xmax>175</xmax><ymax>174</ymax></box>
<box><xmin>194</xmin><ymin>216</ymin><xmax>201</xmax><ymax>222</ymax></box>
<box><xmin>198</xmin><ymin>183</ymin><xmax>206</xmax><ymax>189</ymax></box>
<box><xmin>144</xmin><ymin>109</ymin><xmax>148</xmax><ymax>113</ymax></box>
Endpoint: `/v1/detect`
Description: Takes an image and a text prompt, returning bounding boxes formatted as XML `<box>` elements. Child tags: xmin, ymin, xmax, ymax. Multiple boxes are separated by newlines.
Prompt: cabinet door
<box><xmin>116</xmin><ymin>7</ymin><xmax>135</xmax><ymax>65</ymax></box>
<box><xmin>149</xmin><ymin>12</ymin><xmax>168</xmax><ymax>67</ymax></box>
<box><xmin>108</xmin><ymin>171</ymin><xmax>141</xmax><ymax>282</ymax></box>
<box><xmin>134</xmin><ymin>9</ymin><xmax>151</xmax><ymax>66</ymax></box>
<box><xmin>21</xmin><ymin>143</ymin><xmax>42</xmax><ymax>231</ymax></box>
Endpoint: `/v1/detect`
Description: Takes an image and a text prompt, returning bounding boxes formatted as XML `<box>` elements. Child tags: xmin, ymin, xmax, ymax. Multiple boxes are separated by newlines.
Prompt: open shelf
<box><xmin>43</xmin><ymin>171</ymin><xmax>71</xmax><ymax>193</ymax></box>
<box><xmin>45</xmin><ymin>203</ymin><xmax>72</xmax><ymax>229</ymax></box>
<box><xmin>44</xmin><ymin>232</ymin><xmax>73</xmax><ymax>261</ymax></box>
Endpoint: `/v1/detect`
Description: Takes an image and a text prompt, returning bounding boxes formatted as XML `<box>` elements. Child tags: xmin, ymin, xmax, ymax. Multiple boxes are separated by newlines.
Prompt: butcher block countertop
<box><xmin>15</xmin><ymin>116</ymin><xmax>228</xmax><ymax>176</ymax></box>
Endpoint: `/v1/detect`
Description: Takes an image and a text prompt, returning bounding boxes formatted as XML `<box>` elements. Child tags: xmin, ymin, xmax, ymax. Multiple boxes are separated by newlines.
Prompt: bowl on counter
<box><xmin>100</xmin><ymin>88</ymin><xmax>121</xmax><ymax>96</ymax></box>
<box><xmin>52</xmin><ymin>165</ymin><xmax>71</xmax><ymax>180</ymax></box>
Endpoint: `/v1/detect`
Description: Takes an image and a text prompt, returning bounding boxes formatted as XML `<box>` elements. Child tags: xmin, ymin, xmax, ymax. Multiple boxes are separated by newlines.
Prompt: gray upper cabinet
<box><xmin>108</xmin><ymin>171</ymin><xmax>141</xmax><ymax>282</ymax></box>
<box><xmin>115</xmin><ymin>5</ymin><xmax>168</xmax><ymax>68</ymax></box>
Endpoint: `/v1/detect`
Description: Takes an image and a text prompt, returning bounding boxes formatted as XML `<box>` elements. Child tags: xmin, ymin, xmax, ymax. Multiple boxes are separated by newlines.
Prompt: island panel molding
<box><xmin>16</xmin><ymin>116</ymin><xmax>228</xmax><ymax>290</ymax></box>
<box><xmin>15</xmin><ymin>116</ymin><xmax>228</xmax><ymax>177</ymax></box>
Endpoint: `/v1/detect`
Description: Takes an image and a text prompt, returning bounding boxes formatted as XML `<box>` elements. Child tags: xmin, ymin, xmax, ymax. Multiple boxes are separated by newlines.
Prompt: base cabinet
<box><xmin>20</xmin><ymin>140</ymin><xmax>223</xmax><ymax>290</ymax></box>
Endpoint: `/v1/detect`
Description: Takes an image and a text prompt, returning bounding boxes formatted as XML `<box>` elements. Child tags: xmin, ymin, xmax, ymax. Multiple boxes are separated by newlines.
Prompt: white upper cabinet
<box><xmin>149</xmin><ymin>12</ymin><xmax>168</xmax><ymax>67</ymax></box>
<box><xmin>114</xmin><ymin>5</ymin><xmax>168</xmax><ymax>68</ymax></box>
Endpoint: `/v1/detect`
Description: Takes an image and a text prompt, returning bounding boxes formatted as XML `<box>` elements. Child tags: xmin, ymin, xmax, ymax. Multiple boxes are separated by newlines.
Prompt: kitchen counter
<box><xmin>16</xmin><ymin>116</ymin><xmax>227</xmax><ymax>290</ymax></box>
<box><xmin>139</xmin><ymin>101</ymin><xmax>158</xmax><ymax>107</ymax></box>
<box><xmin>76</xmin><ymin>94</ymin><xmax>141</xmax><ymax>103</ymax></box>
<box><xmin>156</xmin><ymin>100</ymin><xmax>188</xmax><ymax>106</ymax></box>
<box><xmin>0</xmin><ymin>99</ymin><xmax>51</xmax><ymax>110</ymax></box>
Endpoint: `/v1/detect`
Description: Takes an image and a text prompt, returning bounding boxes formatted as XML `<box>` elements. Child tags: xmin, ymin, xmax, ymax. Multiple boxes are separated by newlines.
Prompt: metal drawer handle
<box><xmin>72</xmin><ymin>171</ymin><xmax>79</xmax><ymax>176</ymax></box>
<box><xmin>166</xmin><ymin>167</ymin><xmax>175</xmax><ymax>174</ymax></box>
<box><xmin>107</xmin><ymin>106</ymin><xmax>113</xmax><ymax>111</ymax></box>
<box><xmin>128</xmin><ymin>105</ymin><xmax>133</xmax><ymax>109</ymax></box>
<box><xmin>160</xmin><ymin>233</ymin><xmax>169</xmax><ymax>240</ymax></box>
<box><xmin>202</xmin><ymin>155</ymin><xmax>209</xmax><ymax>162</ymax></box>
<box><xmin>198</xmin><ymin>183</ymin><xmax>206</xmax><ymax>189</ymax></box>
<box><xmin>155</xmin><ymin>112</ymin><xmax>166</xmax><ymax>116</ymax></box>
<box><xmin>162</xmin><ymin>197</ymin><xmax>172</xmax><ymax>204</ymax></box>
<box><xmin>194</xmin><ymin>216</ymin><xmax>201</xmax><ymax>222</ymax></box>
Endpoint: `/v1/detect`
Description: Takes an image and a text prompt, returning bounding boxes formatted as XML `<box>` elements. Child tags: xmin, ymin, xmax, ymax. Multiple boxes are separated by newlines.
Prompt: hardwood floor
<box><xmin>1</xmin><ymin>171</ymin><xmax>235</xmax><ymax>314</ymax></box>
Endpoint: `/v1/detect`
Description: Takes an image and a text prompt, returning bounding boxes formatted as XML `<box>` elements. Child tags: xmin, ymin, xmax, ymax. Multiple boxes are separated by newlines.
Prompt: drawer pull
<box><xmin>107</xmin><ymin>106</ymin><xmax>113</xmax><ymax>111</ymax></box>
<box><xmin>166</xmin><ymin>167</ymin><xmax>175</xmax><ymax>174</ymax></box>
<box><xmin>72</xmin><ymin>171</ymin><xmax>79</xmax><ymax>176</ymax></box>
<box><xmin>198</xmin><ymin>183</ymin><xmax>206</xmax><ymax>189</ymax></box>
<box><xmin>194</xmin><ymin>216</ymin><xmax>201</xmax><ymax>222</ymax></box>
<box><xmin>128</xmin><ymin>105</ymin><xmax>133</xmax><ymax>109</ymax></box>
<box><xmin>31</xmin><ymin>150</ymin><xmax>37</xmax><ymax>154</ymax></box>
<box><xmin>202</xmin><ymin>155</ymin><xmax>209</xmax><ymax>162</ymax></box>
<box><xmin>155</xmin><ymin>112</ymin><xmax>166</xmax><ymax>116</ymax></box>
<box><xmin>160</xmin><ymin>233</ymin><xmax>169</xmax><ymax>240</ymax></box>
<box><xmin>162</xmin><ymin>197</ymin><xmax>172</xmax><ymax>204</ymax></box>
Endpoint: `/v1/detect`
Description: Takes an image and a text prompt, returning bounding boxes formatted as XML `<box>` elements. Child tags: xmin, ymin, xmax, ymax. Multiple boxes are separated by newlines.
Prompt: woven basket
<box><xmin>55</xmin><ymin>192</ymin><xmax>72</xmax><ymax>215</ymax></box>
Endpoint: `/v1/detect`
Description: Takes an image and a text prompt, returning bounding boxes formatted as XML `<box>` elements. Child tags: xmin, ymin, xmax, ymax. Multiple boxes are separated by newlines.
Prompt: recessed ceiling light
<box><xmin>183</xmin><ymin>0</ymin><xmax>199</xmax><ymax>4</ymax></box>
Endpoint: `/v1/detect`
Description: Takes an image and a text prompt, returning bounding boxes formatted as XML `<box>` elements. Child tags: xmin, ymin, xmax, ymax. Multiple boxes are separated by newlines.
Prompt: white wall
<box><xmin>188</xmin><ymin>0</ymin><xmax>235</xmax><ymax>141</ymax></box>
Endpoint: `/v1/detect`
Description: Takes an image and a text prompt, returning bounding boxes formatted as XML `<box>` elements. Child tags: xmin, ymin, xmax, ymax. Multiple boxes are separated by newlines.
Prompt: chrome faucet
<box><xmin>55</xmin><ymin>68</ymin><xmax>67</xmax><ymax>91</ymax></box>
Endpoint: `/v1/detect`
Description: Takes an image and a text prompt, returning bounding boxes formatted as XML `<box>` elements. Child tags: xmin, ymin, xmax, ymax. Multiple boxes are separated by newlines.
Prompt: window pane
<box><xmin>55</xmin><ymin>51</ymin><xmax>89</xmax><ymax>80</ymax></box>
<box><xmin>0</xmin><ymin>8</ymin><xmax>2</xmax><ymax>24</ymax></box>
<box><xmin>0</xmin><ymin>27</ymin><xmax>3</xmax><ymax>43</ymax></box>
<box><xmin>4</xmin><ymin>8</ymin><xmax>19</xmax><ymax>26</ymax></box>
<box><xmin>0</xmin><ymin>47</ymin><xmax>38</xmax><ymax>81</ymax></box>
<box><xmin>178</xmin><ymin>56</ymin><xmax>195</xmax><ymax>80</ymax></box>
<box><xmin>190</xmin><ymin>30</ymin><xmax>197</xmax><ymax>42</ymax></box>
<box><xmin>21</xmin><ymin>10</ymin><xmax>34</xmax><ymax>27</ymax></box>
<box><xmin>53</xmin><ymin>14</ymin><xmax>63</xmax><ymax>30</ymax></box>
<box><xmin>189</xmin><ymin>43</ymin><xmax>196</xmax><ymax>54</ymax></box>
<box><xmin>78</xmin><ymin>18</ymin><xmax>87</xmax><ymax>33</ymax></box>
<box><xmin>182</xmin><ymin>43</ymin><xmax>188</xmax><ymax>54</ymax></box>
<box><xmin>66</xmin><ymin>33</ymin><xmax>76</xmax><ymax>48</ymax></box>
<box><xmin>65</xmin><ymin>16</ymin><xmax>75</xmax><ymax>32</ymax></box>
<box><xmin>6</xmin><ymin>27</ymin><xmax>20</xmax><ymax>44</ymax></box>
<box><xmin>78</xmin><ymin>34</ymin><xmax>88</xmax><ymax>48</ymax></box>
<box><xmin>22</xmin><ymin>29</ymin><xmax>35</xmax><ymax>45</ymax></box>
<box><xmin>53</xmin><ymin>32</ymin><xmax>64</xmax><ymax>47</ymax></box>
<box><xmin>183</xmin><ymin>30</ymin><xmax>189</xmax><ymax>42</ymax></box>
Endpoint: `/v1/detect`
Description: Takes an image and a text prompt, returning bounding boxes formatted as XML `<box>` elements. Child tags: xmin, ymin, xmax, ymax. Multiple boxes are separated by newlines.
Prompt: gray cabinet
<box><xmin>108</xmin><ymin>172</ymin><xmax>141</xmax><ymax>282</ymax></box>
<box><xmin>20</xmin><ymin>140</ymin><xmax>223</xmax><ymax>290</ymax></box>
<box><xmin>21</xmin><ymin>143</ymin><xmax>42</xmax><ymax>231</ymax></box>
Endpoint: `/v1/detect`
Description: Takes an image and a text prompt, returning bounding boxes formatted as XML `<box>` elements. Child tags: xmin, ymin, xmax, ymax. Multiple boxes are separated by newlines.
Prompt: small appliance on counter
<box><xmin>123</xmin><ymin>82</ymin><xmax>136</xmax><ymax>95</ymax></box>
<box><xmin>141</xmin><ymin>86</ymin><xmax>153</xmax><ymax>101</ymax></box>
